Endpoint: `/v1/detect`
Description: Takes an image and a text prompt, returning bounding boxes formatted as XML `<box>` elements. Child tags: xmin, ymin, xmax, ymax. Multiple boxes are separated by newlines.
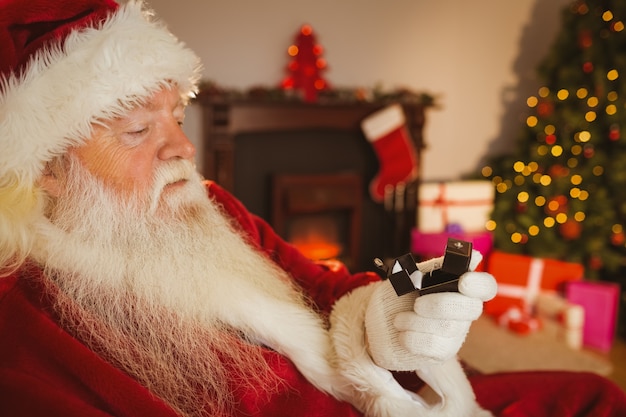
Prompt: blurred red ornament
<box><xmin>354</xmin><ymin>87</ymin><xmax>369</xmax><ymax>101</ymax></box>
<box><xmin>574</xmin><ymin>1</ymin><xmax>589</xmax><ymax>15</ymax></box>
<box><xmin>545</xmin><ymin>134</ymin><xmax>557</xmax><ymax>145</ymax></box>
<box><xmin>559</xmin><ymin>219</ymin><xmax>582</xmax><ymax>240</ymax></box>
<box><xmin>578</xmin><ymin>29</ymin><xmax>593</xmax><ymax>48</ymax></box>
<box><xmin>589</xmin><ymin>255</ymin><xmax>603</xmax><ymax>270</ymax></box>
<box><xmin>583</xmin><ymin>62</ymin><xmax>594</xmax><ymax>73</ymax></box>
<box><xmin>611</xmin><ymin>231</ymin><xmax>625</xmax><ymax>246</ymax></box>
<box><xmin>549</xmin><ymin>164</ymin><xmax>569</xmax><ymax>178</ymax></box>
<box><xmin>545</xmin><ymin>195</ymin><xmax>568</xmax><ymax>215</ymax></box>
<box><xmin>497</xmin><ymin>307</ymin><xmax>542</xmax><ymax>335</ymax></box>
<box><xmin>609</xmin><ymin>125</ymin><xmax>621</xmax><ymax>141</ymax></box>
<box><xmin>595</xmin><ymin>85</ymin><xmax>605</xmax><ymax>97</ymax></box>
<box><xmin>537</xmin><ymin>101</ymin><xmax>554</xmax><ymax>117</ymax></box>
<box><xmin>583</xmin><ymin>145</ymin><xmax>595</xmax><ymax>158</ymax></box>
<box><xmin>301</xmin><ymin>24</ymin><xmax>313</xmax><ymax>36</ymax></box>
<box><xmin>516</xmin><ymin>201</ymin><xmax>528</xmax><ymax>213</ymax></box>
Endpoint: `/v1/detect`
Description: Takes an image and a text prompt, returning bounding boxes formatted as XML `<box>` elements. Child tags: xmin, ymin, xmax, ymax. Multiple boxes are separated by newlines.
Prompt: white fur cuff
<box><xmin>330</xmin><ymin>283</ymin><xmax>428</xmax><ymax>417</ymax></box>
<box><xmin>329</xmin><ymin>283</ymin><xmax>493</xmax><ymax>417</ymax></box>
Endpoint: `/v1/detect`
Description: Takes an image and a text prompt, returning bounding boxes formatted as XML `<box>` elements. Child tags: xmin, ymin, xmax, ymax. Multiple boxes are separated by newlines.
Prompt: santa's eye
<box><xmin>127</xmin><ymin>126</ymin><xmax>148</xmax><ymax>135</ymax></box>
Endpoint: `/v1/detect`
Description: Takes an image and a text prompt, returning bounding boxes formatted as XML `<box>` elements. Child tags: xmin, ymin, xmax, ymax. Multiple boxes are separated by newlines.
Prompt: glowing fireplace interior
<box><xmin>288</xmin><ymin>215</ymin><xmax>344</xmax><ymax>262</ymax></box>
<box><xmin>271</xmin><ymin>173</ymin><xmax>362</xmax><ymax>268</ymax></box>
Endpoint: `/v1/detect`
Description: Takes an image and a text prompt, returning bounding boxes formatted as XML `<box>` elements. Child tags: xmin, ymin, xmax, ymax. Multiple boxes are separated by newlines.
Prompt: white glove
<box><xmin>364</xmin><ymin>250</ymin><xmax>497</xmax><ymax>371</ymax></box>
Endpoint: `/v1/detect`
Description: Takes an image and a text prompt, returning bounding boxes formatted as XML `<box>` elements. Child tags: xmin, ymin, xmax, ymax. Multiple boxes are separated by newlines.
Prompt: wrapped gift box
<box><xmin>536</xmin><ymin>293</ymin><xmax>584</xmax><ymax>349</ymax></box>
<box><xmin>411</xmin><ymin>229</ymin><xmax>493</xmax><ymax>267</ymax></box>
<box><xmin>418</xmin><ymin>180</ymin><xmax>494</xmax><ymax>233</ymax></box>
<box><xmin>566</xmin><ymin>281</ymin><xmax>620</xmax><ymax>352</ymax></box>
<box><xmin>484</xmin><ymin>251</ymin><xmax>584</xmax><ymax>317</ymax></box>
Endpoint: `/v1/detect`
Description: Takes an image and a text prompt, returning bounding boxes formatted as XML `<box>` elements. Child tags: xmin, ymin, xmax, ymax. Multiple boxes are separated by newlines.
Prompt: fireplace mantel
<box><xmin>196</xmin><ymin>96</ymin><xmax>427</xmax><ymax>192</ymax></box>
<box><xmin>195</xmin><ymin>95</ymin><xmax>428</xmax><ymax>270</ymax></box>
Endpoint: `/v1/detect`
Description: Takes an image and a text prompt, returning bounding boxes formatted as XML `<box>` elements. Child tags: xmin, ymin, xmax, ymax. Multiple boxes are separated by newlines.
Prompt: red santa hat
<box><xmin>0</xmin><ymin>0</ymin><xmax>201</xmax><ymax>185</ymax></box>
<box><xmin>0</xmin><ymin>0</ymin><xmax>201</xmax><ymax>272</ymax></box>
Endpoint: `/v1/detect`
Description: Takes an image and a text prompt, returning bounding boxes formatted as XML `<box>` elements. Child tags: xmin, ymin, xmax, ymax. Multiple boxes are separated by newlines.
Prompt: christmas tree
<box><xmin>483</xmin><ymin>0</ymin><xmax>626</xmax><ymax>281</ymax></box>
<box><xmin>280</xmin><ymin>24</ymin><xmax>329</xmax><ymax>102</ymax></box>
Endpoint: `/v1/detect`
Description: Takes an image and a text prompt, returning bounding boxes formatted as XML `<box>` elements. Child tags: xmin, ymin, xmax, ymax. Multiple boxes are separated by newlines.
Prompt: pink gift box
<box><xmin>411</xmin><ymin>229</ymin><xmax>493</xmax><ymax>263</ymax></box>
<box><xmin>566</xmin><ymin>281</ymin><xmax>620</xmax><ymax>352</ymax></box>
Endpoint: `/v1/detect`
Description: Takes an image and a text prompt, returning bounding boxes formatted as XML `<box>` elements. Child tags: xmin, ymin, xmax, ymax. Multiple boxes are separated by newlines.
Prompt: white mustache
<box><xmin>155</xmin><ymin>160</ymin><xmax>197</xmax><ymax>186</ymax></box>
<box><xmin>148</xmin><ymin>160</ymin><xmax>198</xmax><ymax>213</ymax></box>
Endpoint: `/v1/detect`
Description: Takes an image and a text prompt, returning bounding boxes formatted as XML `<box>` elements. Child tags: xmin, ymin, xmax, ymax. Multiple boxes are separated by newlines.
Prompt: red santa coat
<box><xmin>1</xmin><ymin>182</ymin><xmax>625</xmax><ymax>417</ymax></box>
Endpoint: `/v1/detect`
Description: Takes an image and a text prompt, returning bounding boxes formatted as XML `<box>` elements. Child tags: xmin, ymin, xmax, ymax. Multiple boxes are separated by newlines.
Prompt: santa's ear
<box><xmin>38</xmin><ymin>163</ymin><xmax>63</xmax><ymax>198</ymax></box>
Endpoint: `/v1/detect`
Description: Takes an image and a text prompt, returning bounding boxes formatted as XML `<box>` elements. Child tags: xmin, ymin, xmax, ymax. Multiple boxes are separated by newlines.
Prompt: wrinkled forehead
<box><xmin>94</xmin><ymin>82</ymin><xmax>190</xmax><ymax>125</ymax></box>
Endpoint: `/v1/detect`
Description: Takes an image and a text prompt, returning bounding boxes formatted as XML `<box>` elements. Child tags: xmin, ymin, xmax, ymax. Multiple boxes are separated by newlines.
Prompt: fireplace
<box><xmin>272</xmin><ymin>172</ymin><xmax>362</xmax><ymax>269</ymax></box>
<box><xmin>197</xmin><ymin>95</ymin><xmax>426</xmax><ymax>272</ymax></box>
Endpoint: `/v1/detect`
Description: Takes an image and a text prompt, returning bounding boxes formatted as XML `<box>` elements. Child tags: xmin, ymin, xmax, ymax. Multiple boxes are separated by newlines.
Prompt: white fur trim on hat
<box><xmin>0</xmin><ymin>0</ymin><xmax>202</xmax><ymax>185</ymax></box>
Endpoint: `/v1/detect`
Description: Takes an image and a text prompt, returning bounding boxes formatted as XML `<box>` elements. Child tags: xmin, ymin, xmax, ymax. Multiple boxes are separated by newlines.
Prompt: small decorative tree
<box><xmin>280</xmin><ymin>24</ymin><xmax>329</xmax><ymax>102</ymax></box>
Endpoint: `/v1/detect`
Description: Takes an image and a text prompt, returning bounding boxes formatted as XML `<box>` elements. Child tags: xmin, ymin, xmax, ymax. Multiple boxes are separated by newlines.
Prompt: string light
<box><xmin>539</xmin><ymin>175</ymin><xmax>552</xmax><ymax>186</ymax></box>
<box><xmin>551</xmin><ymin>145</ymin><xmax>564</xmax><ymax>156</ymax></box>
<box><xmin>606</xmin><ymin>104</ymin><xmax>617</xmax><ymax>115</ymax></box>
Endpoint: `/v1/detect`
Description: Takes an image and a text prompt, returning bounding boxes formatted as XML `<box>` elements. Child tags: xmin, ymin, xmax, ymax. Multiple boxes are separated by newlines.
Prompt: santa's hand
<box><xmin>364</xmin><ymin>255</ymin><xmax>496</xmax><ymax>371</ymax></box>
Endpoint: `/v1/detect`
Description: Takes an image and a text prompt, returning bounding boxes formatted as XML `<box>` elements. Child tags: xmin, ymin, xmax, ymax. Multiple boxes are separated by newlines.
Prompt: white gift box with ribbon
<box><xmin>417</xmin><ymin>180</ymin><xmax>494</xmax><ymax>233</ymax></box>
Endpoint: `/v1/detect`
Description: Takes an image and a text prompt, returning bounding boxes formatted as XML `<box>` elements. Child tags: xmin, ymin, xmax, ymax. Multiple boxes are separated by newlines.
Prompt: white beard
<box><xmin>30</xmin><ymin>156</ymin><xmax>343</xmax><ymax>416</ymax></box>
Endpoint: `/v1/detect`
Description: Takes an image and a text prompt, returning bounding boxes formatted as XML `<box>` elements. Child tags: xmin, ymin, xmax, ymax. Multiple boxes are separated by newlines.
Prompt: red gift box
<box><xmin>484</xmin><ymin>251</ymin><xmax>584</xmax><ymax>317</ymax></box>
<box><xmin>411</xmin><ymin>229</ymin><xmax>493</xmax><ymax>267</ymax></box>
<box><xmin>566</xmin><ymin>281</ymin><xmax>620</xmax><ymax>352</ymax></box>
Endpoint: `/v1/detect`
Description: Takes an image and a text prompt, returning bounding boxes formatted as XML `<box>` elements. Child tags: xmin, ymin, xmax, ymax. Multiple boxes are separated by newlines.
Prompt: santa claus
<box><xmin>0</xmin><ymin>1</ymin><xmax>625</xmax><ymax>416</ymax></box>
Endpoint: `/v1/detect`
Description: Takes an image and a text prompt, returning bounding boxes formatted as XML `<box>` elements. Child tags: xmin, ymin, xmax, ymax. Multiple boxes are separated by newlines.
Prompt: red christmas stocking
<box><xmin>361</xmin><ymin>104</ymin><xmax>418</xmax><ymax>202</ymax></box>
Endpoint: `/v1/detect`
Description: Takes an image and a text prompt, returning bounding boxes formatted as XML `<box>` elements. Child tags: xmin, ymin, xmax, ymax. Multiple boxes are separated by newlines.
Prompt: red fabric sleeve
<box><xmin>206</xmin><ymin>181</ymin><xmax>379</xmax><ymax>314</ymax></box>
<box><xmin>471</xmin><ymin>370</ymin><xmax>626</xmax><ymax>417</ymax></box>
